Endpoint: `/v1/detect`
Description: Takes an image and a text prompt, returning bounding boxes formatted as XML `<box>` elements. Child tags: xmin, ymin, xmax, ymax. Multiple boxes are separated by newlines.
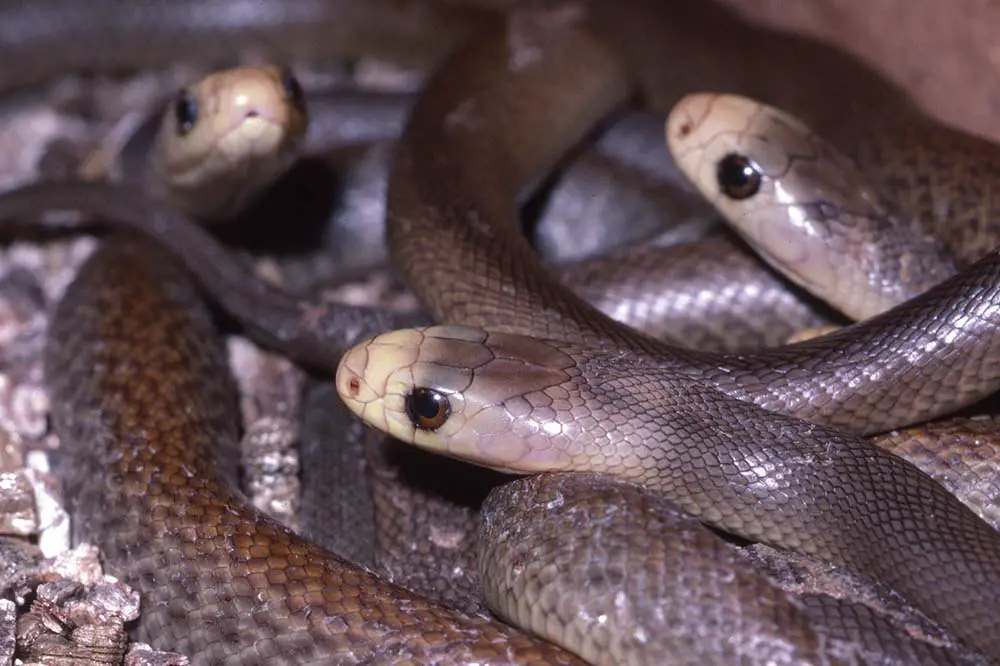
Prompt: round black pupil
<box><xmin>283</xmin><ymin>69</ymin><xmax>304</xmax><ymax>106</ymax></box>
<box><xmin>717</xmin><ymin>153</ymin><xmax>762</xmax><ymax>198</ymax></box>
<box><xmin>407</xmin><ymin>388</ymin><xmax>446</xmax><ymax>427</ymax></box>
<box><xmin>175</xmin><ymin>93</ymin><xmax>197</xmax><ymax>134</ymax></box>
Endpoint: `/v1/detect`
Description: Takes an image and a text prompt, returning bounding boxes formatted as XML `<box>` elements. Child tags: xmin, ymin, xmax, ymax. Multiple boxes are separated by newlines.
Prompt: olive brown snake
<box><xmin>1</xmin><ymin>1</ymin><xmax>1000</xmax><ymax>665</ymax></box>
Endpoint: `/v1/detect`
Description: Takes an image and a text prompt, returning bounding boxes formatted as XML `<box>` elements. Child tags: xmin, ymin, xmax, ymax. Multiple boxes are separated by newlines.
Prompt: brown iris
<box><xmin>405</xmin><ymin>387</ymin><xmax>451</xmax><ymax>431</ymax></box>
<box><xmin>716</xmin><ymin>153</ymin><xmax>762</xmax><ymax>200</ymax></box>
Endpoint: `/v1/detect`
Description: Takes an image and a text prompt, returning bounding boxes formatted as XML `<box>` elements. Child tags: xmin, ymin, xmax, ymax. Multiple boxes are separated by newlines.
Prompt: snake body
<box><xmin>480</xmin><ymin>473</ymin><xmax>854</xmax><ymax>666</ymax></box>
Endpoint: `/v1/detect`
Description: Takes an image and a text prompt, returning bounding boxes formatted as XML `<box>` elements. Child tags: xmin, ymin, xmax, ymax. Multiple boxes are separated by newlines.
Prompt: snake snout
<box><xmin>665</xmin><ymin>92</ymin><xmax>719</xmax><ymax>151</ymax></box>
<box><xmin>335</xmin><ymin>345</ymin><xmax>372</xmax><ymax>408</ymax></box>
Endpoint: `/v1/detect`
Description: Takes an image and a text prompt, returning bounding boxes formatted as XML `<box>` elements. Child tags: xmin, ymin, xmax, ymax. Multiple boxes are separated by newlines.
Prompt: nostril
<box><xmin>348</xmin><ymin>376</ymin><xmax>361</xmax><ymax>397</ymax></box>
<box><xmin>245</xmin><ymin>109</ymin><xmax>260</xmax><ymax>118</ymax></box>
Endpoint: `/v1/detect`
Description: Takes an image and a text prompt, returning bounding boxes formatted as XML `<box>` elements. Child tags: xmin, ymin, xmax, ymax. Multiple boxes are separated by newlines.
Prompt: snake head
<box><xmin>335</xmin><ymin>325</ymin><xmax>582</xmax><ymax>475</ymax></box>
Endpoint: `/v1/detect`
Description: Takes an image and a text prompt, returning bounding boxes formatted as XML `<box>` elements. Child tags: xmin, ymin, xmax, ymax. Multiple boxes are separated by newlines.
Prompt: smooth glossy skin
<box><xmin>558</xmin><ymin>236</ymin><xmax>837</xmax><ymax>350</ymax></box>
<box><xmin>297</xmin><ymin>379</ymin><xmax>379</xmax><ymax>572</ymax></box>
<box><xmin>479</xmin><ymin>473</ymin><xmax>990</xmax><ymax>666</ymax></box>
<box><xmin>285</xmin><ymin>91</ymin><xmax>832</xmax><ymax>352</ymax></box>
<box><xmin>276</xmin><ymin>130</ymin><xmax>724</xmax><ymax>297</ymax></box>
<box><xmin>481</xmin><ymin>473</ymin><xmax>851</xmax><ymax>666</ymax></box>
<box><xmin>47</xmin><ymin>237</ymin><xmax>581</xmax><ymax>666</ymax></box>
<box><xmin>149</xmin><ymin>65</ymin><xmax>309</xmax><ymax>220</ymax></box>
<box><xmin>20</xmin><ymin>36</ymin><xmax>579</xmax><ymax>662</ymax></box>
<box><xmin>0</xmin><ymin>18</ymin><xmax>853</xmax><ymax>665</ymax></box>
<box><xmin>12</xmin><ymin>3</ymin><xmax>1000</xmax><ymax>354</ymax></box>
<box><xmin>122</xmin><ymin>82</ymin><xmax>739</xmax><ymax>343</ymax></box>
<box><xmin>579</xmin><ymin>0</ymin><xmax>1000</xmax><ymax>269</ymax></box>
<box><xmin>29</xmin><ymin>55</ymin><xmax>571</xmax><ymax>662</ymax></box>
<box><xmin>346</xmin><ymin>13</ymin><xmax>1000</xmax><ymax>662</ymax></box>
<box><xmin>271</xmin><ymin>89</ymin><xmax>830</xmax><ymax>351</ymax></box>
<box><xmin>277</xmin><ymin>73</ymin><xmax>1000</xmax><ymax>349</ymax></box>
<box><xmin>666</xmin><ymin>92</ymin><xmax>957</xmax><ymax>320</ymax></box>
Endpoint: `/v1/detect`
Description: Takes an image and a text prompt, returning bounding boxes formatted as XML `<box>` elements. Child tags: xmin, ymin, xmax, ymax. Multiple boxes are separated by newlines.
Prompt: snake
<box><xmin>333</xmin><ymin>9</ymin><xmax>1000</xmax><ymax>664</ymax></box>
<box><xmin>3</xmin><ymin>1</ymin><xmax>1000</xmax><ymax>664</ymax></box>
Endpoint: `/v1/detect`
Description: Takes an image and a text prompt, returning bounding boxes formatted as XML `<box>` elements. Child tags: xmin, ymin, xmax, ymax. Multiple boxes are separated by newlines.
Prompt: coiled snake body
<box><xmin>2</xmin><ymin>1</ymin><xmax>1000</xmax><ymax>665</ymax></box>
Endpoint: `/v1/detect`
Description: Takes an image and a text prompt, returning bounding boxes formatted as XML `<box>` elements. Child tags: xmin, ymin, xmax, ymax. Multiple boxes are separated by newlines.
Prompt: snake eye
<box><xmin>280</xmin><ymin>67</ymin><xmax>306</xmax><ymax>111</ymax></box>
<box><xmin>173</xmin><ymin>89</ymin><xmax>198</xmax><ymax>136</ymax></box>
<box><xmin>405</xmin><ymin>387</ymin><xmax>451</xmax><ymax>431</ymax></box>
<box><xmin>716</xmin><ymin>153</ymin><xmax>762</xmax><ymax>200</ymax></box>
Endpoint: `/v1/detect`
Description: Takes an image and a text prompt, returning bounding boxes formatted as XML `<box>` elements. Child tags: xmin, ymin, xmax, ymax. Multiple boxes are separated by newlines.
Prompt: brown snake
<box><xmin>3</xmin><ymin>1</ymin><xmax>1000</xmax><ymax>665</ymax></box>
<box><xmin>337</xmin><ymin>9</ymin><xmax>1000</xmax><ymax>664</ymax></box>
